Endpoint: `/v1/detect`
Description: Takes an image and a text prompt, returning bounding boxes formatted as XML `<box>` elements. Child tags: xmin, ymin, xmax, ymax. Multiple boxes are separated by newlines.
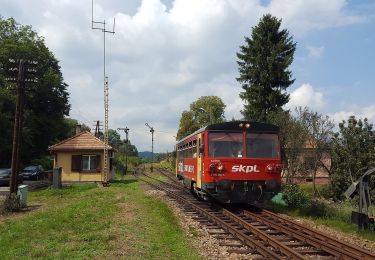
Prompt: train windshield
<box><xmin>246</xmin><ymin>133</ymin><xmax>279</xmax><ymax>158</ymax></box>
<box><xmin>208</xmin><ymin>132</ymin><xmax>244</xmax><ymax>158</ymax></box>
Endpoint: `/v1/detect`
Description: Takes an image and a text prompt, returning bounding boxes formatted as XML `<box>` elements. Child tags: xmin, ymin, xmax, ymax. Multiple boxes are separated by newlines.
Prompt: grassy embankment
<box><xmin>0</xmin><ymin>177</ymin><xmax>202</xmax><ymax>259</ymax></box>
<box><xmin>270</xmin><ymin>183</ymin><xmax>375</xmax><ymax>242</ymax></box>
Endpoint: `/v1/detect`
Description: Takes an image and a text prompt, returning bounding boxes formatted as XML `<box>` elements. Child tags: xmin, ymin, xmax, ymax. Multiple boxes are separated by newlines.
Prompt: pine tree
<box><xmin>237</xmin><ymin>14</ymin><xmax>296</xmax><ymax>122</ymax></box>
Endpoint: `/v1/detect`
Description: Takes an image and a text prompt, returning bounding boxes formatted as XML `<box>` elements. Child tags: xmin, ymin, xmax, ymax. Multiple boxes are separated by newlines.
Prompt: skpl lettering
<box><xmin>232</xmin><ymin>165</ymin><xmax>260</xmax><ymax>173</ymax></box>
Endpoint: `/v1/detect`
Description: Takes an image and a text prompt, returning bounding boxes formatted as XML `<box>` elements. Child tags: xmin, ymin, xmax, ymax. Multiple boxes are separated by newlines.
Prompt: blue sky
<box><xmin>289</xmin><ymin>0</ymin><xmax>375</xmax><ymax>115</ymax></box>
<box><xmin>1</xmin><ymin>0</ymin><xmax>375</xmax><ymax>152</ymax></box>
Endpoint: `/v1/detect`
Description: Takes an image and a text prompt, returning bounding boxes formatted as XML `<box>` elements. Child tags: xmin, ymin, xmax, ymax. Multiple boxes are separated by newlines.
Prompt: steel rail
<box><xmin>134</xmin><ymin>170</ymin><xmax>288</xmax><ymax>259</ymax></box>
<box><xmin>243</xmin><ymin>210</ymin><xmax>355</xmax><ymax>259</ymax></box>
<box><xmin>222</xmin><ymin>209</ymin><xmax>306</xmax><ymax>259</ymax></box>
<box><xmin>259</xmin><ymin>209</ymin><xmax>375</xmax><ymax>260</ymax></box>
<box><xmin>155</xmin><ymin>167</ymin><xmax>179</xmax><ymax>183</ymax></box>
<box><xmin>137</xmin><ymin>167</ymin><xmax>375</xmax><ymax>259</ymax></box>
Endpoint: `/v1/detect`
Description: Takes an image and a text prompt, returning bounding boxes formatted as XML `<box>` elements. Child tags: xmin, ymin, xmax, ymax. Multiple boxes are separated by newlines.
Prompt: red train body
<box><xmin>176</xmin><ymin>121</ymin><xmax>282</xmax><ymax>204</ymax></box>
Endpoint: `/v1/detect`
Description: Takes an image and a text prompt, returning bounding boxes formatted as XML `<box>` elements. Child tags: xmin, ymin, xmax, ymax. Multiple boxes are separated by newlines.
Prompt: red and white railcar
<box><xmin>176</xmin><ymin>121</ymin><xmax>282</xmax><ymax>204</ymax></box>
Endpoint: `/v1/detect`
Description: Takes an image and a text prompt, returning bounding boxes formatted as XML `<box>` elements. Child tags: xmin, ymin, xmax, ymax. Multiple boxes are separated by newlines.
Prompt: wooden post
<box><xmin>9</xmin><ymin>60</ymin><xmax>25</xmax><ymax>195</ymax></box>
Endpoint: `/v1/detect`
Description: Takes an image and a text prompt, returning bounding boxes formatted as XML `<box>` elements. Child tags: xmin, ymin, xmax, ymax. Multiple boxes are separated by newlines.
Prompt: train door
<box><xmin>197</xmin><ymin>133</ymin><xmax>203</xmax><ymax>189</ymax></box>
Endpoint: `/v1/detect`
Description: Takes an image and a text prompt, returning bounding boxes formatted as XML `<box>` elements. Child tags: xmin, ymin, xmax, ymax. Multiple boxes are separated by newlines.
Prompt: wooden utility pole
<box><xmin>5</xmin><ymin>59</ymin><xmax>37</xmax><ymax>195</ymax></box>
<box><xmin>9</xmin><ymin>60</ymin><xmax>25</xmax><ymax>194</ymax></box>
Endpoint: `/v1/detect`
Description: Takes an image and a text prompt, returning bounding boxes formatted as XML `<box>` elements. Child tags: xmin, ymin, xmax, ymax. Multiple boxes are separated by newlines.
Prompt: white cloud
<box><xmin>286</xmin><ymin>84</ymin><xmax>325</xmax><ymax>110</ymax></box>
<box><xmin>329</xmin><ymin>105</ymin><xmax>375</xmax><ymax>125</ymax></box>
<box><xmin>1</xmin><ymin>0</ymin><xmax>370</xmax><ymax>152</ymax></box>
<box><xmin>268</xmin><ymin>0</ymin><xmax>367</xmax><ymax>34</ymax></box>
<box><xmin>307</xmin><ymin>45</ymin><xmax>325</xmax><ymax>58</ymax></box>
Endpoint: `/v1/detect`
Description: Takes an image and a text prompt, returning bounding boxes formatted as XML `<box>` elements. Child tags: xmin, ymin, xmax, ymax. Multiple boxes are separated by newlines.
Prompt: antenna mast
<box><xmin>91</xmin><ymin>0</ymin><xmax>115</xmax><ymax>184</ymax></box>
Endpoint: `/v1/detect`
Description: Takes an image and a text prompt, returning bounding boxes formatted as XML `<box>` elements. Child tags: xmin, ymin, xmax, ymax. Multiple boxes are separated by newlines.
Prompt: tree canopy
<box><xmin>268</xmin><ymin>109</ymin><xmax>308</xmax><ymax>183</ymax></box>
<box><xmin>176</xmin><ymin>96</ymin><xmax>226</xmax><ymax>139</ymax></box>
<box><xmin>329</xmin><ymin>116</ymin><xmax>375</xmax><ymax>200</ymax></box>
<box><xmin>0</xmin><ymin>17</ymin><xmax>70</xmax><ymax>167</ymax></box>
<box><xmin>237</xmin><ymin>14</ymin><xmax>296</xmax><ymax>122</ymax></box>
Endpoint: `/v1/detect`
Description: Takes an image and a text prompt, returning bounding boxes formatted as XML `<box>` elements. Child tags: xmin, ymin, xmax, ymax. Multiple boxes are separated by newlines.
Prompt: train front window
<box><xmin>208</xmin><ymin>133</ymin><xmax>243</xmax><ymax>158</ymax></box>
<box><xmin>246</xmin><ymin>133</ymin><xmax>279</xmax><ymax>158</ymax></box>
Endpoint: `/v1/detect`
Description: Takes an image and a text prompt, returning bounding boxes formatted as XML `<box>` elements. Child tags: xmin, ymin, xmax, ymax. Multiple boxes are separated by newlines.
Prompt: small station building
<box><xmin>48</xmin><ymin>131</ymin><xmax>113</xmax><ymax>182</ymax></box>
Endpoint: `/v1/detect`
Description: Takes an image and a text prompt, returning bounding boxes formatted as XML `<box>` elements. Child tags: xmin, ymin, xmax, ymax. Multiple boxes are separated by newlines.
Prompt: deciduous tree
<box><xmin>0</xmin><ymin>17</ymin><xmax>70</xmax><ymax>166</ymax></box>
<box><xmin>176</xmin><ymin>111</ymin><xmax>198</xmax><ymax>140</ymax></box>
<box><xmin>329</xmin><ymin>116</ymin><xmax>375</xmax><ymax>200</ymax></box>
<box><xmin>176</xmin><ymin>96</ymin><xmax>226</xmax><ymax>139</ymax></box>
<box><xmin>297</xmin><ymin>107</ymin><xmax>334</xmax><ymax>196</ymax></box>
<box><xmin>268</xmin><ymin>110</ymin><xmax>308</xmax><ymax>184</ymax></box>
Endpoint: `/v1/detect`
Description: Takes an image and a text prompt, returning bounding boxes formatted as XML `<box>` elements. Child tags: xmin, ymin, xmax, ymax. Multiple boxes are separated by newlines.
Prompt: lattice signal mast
<box><xmin>91</xmin><ymin>0</ymin><xmax>115</xmax><ymax>184</ymax></box>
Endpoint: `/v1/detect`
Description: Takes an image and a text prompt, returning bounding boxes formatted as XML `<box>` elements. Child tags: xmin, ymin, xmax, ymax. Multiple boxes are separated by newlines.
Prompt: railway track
<box><xmin>135</xmin><ymin>167</ymin><xmax>375</xmax><ymax>259</ymax></box>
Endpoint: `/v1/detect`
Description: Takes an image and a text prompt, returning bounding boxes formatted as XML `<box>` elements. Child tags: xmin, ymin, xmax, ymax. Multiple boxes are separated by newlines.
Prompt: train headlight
<box><xmin>209</xmin><ymin>164</ymin><xmax>216</xmax><ymax>171</ymax></box>
<box><xmin>217</xmin><ymin>164</ymin><xmax>224</xmax><ymax>171</ymax></box>
<box><xmin>266</xmin><ymin>165</ymin><xmax>274</xmax><ymax>171</ymax></box>
<box><xmin>245</xmin><ymin>123</ymin><xmax>250</xmax><ymax>128</ymax></box>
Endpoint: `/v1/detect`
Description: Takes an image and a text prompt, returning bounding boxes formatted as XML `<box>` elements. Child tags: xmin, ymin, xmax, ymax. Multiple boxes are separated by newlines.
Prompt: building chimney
<box><xmin>76</xmin><ymin>124</ymin><xmax>81</xmax><ymax>135</ymax></box>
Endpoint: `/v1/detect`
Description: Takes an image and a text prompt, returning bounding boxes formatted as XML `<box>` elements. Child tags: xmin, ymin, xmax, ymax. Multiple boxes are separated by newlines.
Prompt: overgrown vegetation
<box><xmin>0</xmin><ymin>193</ymin><xmax>21</xmax><ymax>213</ymax></box>
<box><xmin>282</xmin><ymin>184</ymin><xmax>311</xmax><ymax>209</ymax></box>
<box><xmin>272</xmin><ymin>184</ymin><xmax>375</xmax><ymax>241</ymax></box>
<box><xmin>329</xmin><ymin>116</ymin><xmax>375</xmax><ymax>200</ymax></box>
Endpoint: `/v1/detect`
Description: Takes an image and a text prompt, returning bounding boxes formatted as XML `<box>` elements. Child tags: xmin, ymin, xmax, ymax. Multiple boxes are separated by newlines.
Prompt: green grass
<box><xmin>298</xmin><ymin>183</ymin><xmax>327</xmax><ymax>196</ymax></box>
<box><xmin>0</xmin><ymin>179</ymin><xmax>202</xmax><ymax>259</ymax></box>
<box><xmin>155</xmin><ymin>161</ymin><xmax>175</xmax><ymax>172</ymax></box>
<box><xmin>268</xmin><ymin>196</ymin><xmax>375</xmax><ymax>242</ymax></box>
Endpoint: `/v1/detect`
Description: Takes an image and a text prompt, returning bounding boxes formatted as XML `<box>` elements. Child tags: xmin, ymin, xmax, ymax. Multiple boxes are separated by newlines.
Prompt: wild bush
<box><xmin>1</xmin><ymin>193</ymin><xmax>21</xmax><ymax>213</ymax></box>
<box><xmin>282</xmin><ymin>184</ymin><xmax>311</xmax><ymax>209</ymax></box>
<box><xmin>31</xmin><ymin>155</ymin><xmax>53</xmax><ymax>170</ymax></box>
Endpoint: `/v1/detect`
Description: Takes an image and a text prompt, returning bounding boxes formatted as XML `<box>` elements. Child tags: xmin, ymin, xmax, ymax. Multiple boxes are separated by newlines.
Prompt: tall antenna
<box><xmin>91</xmin><ymin>0</ymin><xmax>115</xmax><ymax>184</ymax></box>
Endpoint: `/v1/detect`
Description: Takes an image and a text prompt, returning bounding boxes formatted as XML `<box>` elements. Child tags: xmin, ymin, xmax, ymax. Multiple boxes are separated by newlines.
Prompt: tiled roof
<box><xmin>48</xmin><ymin>131</ymin><xmax>112</xmax><ymax>151</ymax></box>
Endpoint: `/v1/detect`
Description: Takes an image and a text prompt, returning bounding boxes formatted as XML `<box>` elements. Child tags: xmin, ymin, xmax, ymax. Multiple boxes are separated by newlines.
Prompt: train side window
<box><xmin>188</xmin><ymin>141</ymin><xmax>193</xmax><ymax>158</ymax></box>
<box><xmin>183</xmin><ymin>145</ymin><xmax>187</xmax><ymax>158</ymax></box>
<box><xmin>192</xmin><ymin>140</ymin><xmax>197</xmax><ymax>158</ymax></box>
<box><xmin>199</xmin><ymin>144</ymin><xmax>204</xmax><ymax>155</ymax></box>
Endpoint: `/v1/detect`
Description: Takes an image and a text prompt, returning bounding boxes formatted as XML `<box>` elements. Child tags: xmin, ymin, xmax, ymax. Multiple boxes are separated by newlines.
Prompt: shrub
<box><xmin>282</xmin><ymin>184</ymin><xmax>311</xmax><ymax>209</ymax></box>
<box><xmin>31</xmin><ymin>155</ymin><xmax>53</xmax><ymax>170</ymax></box>
<box><xmin>318</xmin><ymin>184</ymin><xmax>336</xmax><ymax>199</ymax></box>
<box><xmin>301</xmin><ymin>198</ymin><xmax>329</xmax><ymax>216</ymax></box>
<box><xmin>1</xmin><ymin>193</ymin><xmax>21</xmax><ymax>213</ymax></box>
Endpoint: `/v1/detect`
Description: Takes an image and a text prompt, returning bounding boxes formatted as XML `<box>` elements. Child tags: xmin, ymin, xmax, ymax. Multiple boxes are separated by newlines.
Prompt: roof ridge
<box><xmin>48</xmin><ymin>131</ymin><xmax>112</xmax><ymax>151</ymax></box>
<box><xmin>48</xmin><ymin>131</ymin><xmax>87</xmax><ymax>150</ymax></box>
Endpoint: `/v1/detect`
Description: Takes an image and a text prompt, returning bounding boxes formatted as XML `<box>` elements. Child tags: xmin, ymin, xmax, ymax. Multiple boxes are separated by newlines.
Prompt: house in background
<box><xmin>48</xmin><ymin>130</ymin><xmax>113</xmax><ymax>182</ymax></box>
<box><xmin>282</xmin><ymin>139</ymin><xmax>331</xmax><ymax>184</ymax></box>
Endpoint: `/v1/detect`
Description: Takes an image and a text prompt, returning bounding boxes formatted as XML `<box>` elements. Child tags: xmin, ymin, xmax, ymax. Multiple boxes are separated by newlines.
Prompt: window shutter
<box><xmin>71</xmin><ymin>155</ymin><xmax>82</xmax><ymax>172</ymax></box>
<box><xmin>96</xmin><ymin>155</ymin><xmax>101</xmax><ymax>172</ymax></box>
